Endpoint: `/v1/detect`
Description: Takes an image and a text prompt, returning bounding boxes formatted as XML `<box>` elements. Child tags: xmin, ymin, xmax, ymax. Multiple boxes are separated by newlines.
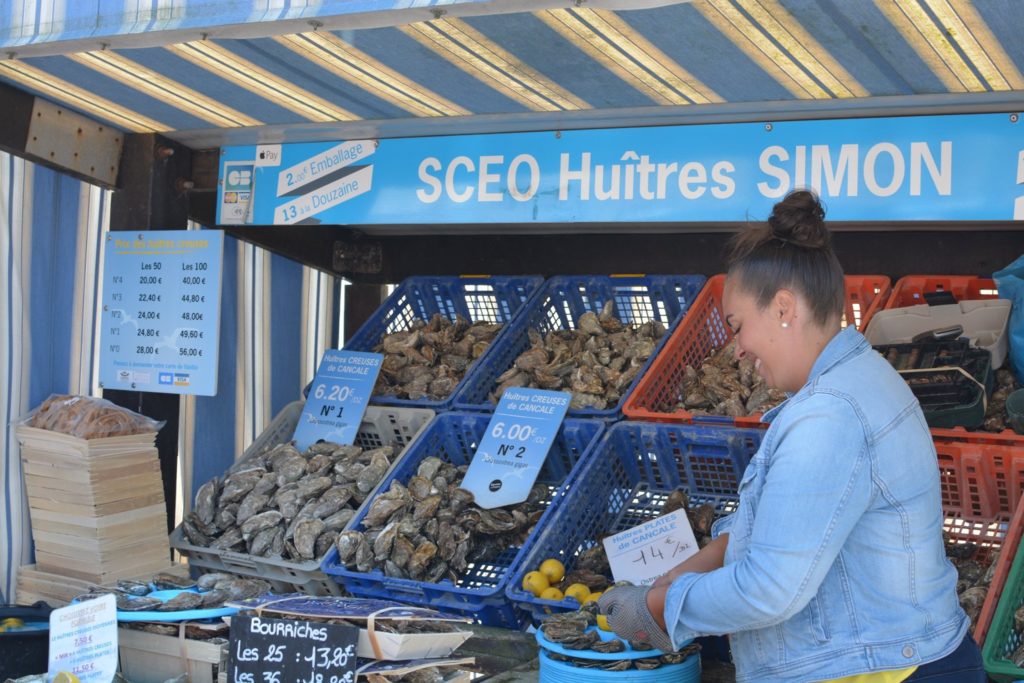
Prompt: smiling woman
<box><xmin>598</xmin><ymin>191</ymin><xmax>987</xmax><ymax>683</ymax></box>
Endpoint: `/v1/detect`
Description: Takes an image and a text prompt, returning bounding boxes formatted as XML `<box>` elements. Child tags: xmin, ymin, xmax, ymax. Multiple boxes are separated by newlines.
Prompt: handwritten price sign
<box><xmin>228</xmin><ymin>615</ymin><xmax>358</xmax><ymax>683</ymax></box>
<box><xmin>603</xmin><ymin>509</ymin><xmax>699</xmax><ymax>586</ymax></box>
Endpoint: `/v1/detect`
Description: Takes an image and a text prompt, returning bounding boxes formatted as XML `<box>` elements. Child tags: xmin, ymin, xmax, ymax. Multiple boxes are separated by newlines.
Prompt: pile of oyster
<box><xmin>675</xmin><ymin>339</ymin><xmax>787</xmax><ymax>418</ymax></box>
<box><xmin>1007</xmin><ymin>605</ymin><xmax>1024</xmax><ymax>667</ymax></box>
<box><xmin>982</xmin><ymin>367</ymin><xmax>1021</xmax><ymax>432</ymax></box>
<box><xmin>546</xmin><ymin>488</ymin><xmax>718</xmax><ymax>596</ymax></box>
<box><xmin>335</xmin><ymin>456</ymin><xmax>548</xmax><ymax>583</ymax></box>
<box><xmin>364</xmin><ymin>667</ymin><xmax>459</xmax><ymax>683</ymax></box>
<box><xmin>72</xmin><ymin>571</ymin><xmax>269</xmax><ymax>612</ymax></box>
<box><xmin>541</xmin><ymin>604</ymin><xmax>701</xmax><ymax>669</ymax></box>
<box><xmin>374</xmin><ymin>313</ymin><xmax>503</xmax><ymax>401</ymax></box>
<box><xmin>181</xmin><ymin>441</ymin><xmax>400</xmax><ymax>564</ymax></box>
<box><xmin>945</xmin><ymin>538</ymin><xmax>998</xmax><ymax>633</ymax></box>
<box><xmin>491</xmin><ymin>301</ymin><xmax>666</xmax><ymax>411</ymax></box>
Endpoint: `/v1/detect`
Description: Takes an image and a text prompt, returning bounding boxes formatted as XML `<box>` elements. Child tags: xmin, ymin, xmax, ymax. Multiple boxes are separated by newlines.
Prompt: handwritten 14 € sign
<box><xmin>602</xmin><ymin>509</ymin><xmax>699</xmax><ymax>587</ymax></box>
<box><xmin>461</xmin><ymin>388</ymin><xmax>570</xmax><ymax>509</ymax></box>
<box><xmin>293</xmin><ymin>350</ymin><xmax>383</xmax><ymax>451</ymax></box>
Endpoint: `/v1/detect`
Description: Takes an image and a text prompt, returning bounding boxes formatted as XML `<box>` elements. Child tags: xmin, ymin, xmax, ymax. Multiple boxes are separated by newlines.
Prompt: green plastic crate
<box><xmin>983</xmin><ymin>528</ymin><xmax>1024</xmax><ymax>681</ymax></box>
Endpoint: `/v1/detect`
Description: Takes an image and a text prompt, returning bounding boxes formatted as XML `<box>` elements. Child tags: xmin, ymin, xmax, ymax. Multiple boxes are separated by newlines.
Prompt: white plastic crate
<box><xmin>865</xmin><ymin>300</ymin><xmax>1011</xmax><ymax>369</ymax></box>
<box><xmin>170</xmin><ymin>401</ymin><xmax>434</xmax><ymax>595</ymax></box>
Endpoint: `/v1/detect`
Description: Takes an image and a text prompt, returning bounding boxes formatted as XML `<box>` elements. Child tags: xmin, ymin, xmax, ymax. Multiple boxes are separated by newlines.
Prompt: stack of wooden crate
<box><xmin>16</xmin><ymin>424</ymin><xmax>170</xmax><ymax>585</ymax></box>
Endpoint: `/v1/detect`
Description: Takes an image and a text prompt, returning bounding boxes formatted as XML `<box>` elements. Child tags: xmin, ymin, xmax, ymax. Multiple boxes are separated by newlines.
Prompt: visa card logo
<box><xmin>173</xmin><ymin>373</ymin><xmax>190</xmax><ymax>386</ymax></box>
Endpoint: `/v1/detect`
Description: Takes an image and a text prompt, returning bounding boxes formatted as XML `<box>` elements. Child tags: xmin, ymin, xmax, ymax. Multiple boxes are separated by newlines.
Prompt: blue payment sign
<box><xmin>462</xmin><ymin>388</ymin><xmax>571</xmax><ymax>509</ymax></box>
<box><xmin>293</xmin><ymin>350</ymin><xmax>383</xmax><ymax>451</ymax></box>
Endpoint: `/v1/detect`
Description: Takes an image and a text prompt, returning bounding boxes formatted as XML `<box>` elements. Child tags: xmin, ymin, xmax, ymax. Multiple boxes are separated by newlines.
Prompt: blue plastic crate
<box><xmin>320</xmin><ymin>411</ymin><xmax>605</xmax><ymax>628</ymax></box>
<box><xmin>505</xmin><ymin>420</ymin><xmax>762</xmax><ymax>625</ymax></box>
<box><xmin>345</xmin><ymin>275</ymin><xmax>543</xmax><ymax>411</ymax></box>
<box><xmin>451</xmin><ymin>275</ymin><xmax>706</xmax><ymax>420</ymax></box>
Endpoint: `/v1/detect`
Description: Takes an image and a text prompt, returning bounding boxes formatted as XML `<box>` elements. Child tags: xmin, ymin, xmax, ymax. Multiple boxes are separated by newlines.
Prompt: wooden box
<box><xmin>16</xmin><ymin>426</ymin><xmax>171</xmax><ymax>584</ymax></box>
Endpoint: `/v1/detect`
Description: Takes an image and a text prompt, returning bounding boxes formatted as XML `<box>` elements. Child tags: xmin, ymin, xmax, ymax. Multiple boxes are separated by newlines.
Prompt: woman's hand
<box><xmin>597</xmin><ymin>584</ymin><xmax>674</xmax><ymax>651</ymax></box>
<box><xmin>652</xmin><ymin>534</ymin><xmax>729</xmax><ymax>588</ymax></box>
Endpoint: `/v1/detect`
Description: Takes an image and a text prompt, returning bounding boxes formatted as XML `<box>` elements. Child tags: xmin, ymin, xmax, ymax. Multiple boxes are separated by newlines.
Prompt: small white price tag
<box><xmin>48</xmin><ymin>594</ymin><xmax>118</xmax><ymax>683</ymax></box>
<box><xmin>602</xmin><ymin>509</ymin><xmax>699</xmax><ymax>587</ymax></box>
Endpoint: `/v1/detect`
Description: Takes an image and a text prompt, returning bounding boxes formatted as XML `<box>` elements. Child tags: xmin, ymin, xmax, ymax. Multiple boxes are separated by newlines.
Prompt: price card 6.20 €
<box><xmin>293</xmin><ymin>350</ymin><xmax>382</xmax><ymax>451</ymax></box>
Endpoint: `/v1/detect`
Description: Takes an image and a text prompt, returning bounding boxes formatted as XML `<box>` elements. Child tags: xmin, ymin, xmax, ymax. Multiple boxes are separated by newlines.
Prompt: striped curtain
<box><xmin>0</xmin><ymin>152</ymin><xmax>109</xmax><ymax>603</ymax></box>
<box><xmin>1</xmin><ymin>152</ymin><xmax>339</xmax><ymax>602</ymax></box>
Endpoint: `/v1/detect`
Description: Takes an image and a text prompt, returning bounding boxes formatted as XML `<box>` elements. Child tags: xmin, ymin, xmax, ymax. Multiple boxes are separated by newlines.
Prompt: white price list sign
<box><xmin>48</xmin><ymin>594</ymin><xmax>118</xmax><ymax>683</ymax></box>
<box><xmin>602</xmin><ymin>509</ymin><xmax>699</xmax><ymax>587</ymax></box>
<box><xmin>98</xmin><ymin>230</ymin><xmax>224</xmax><ymax>395</ymax></box>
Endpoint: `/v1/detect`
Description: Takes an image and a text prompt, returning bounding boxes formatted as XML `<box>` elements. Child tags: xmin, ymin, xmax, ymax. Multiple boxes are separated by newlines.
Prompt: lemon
<box><xmin>539</xmin><ymin>558</ymin><xmax>565</xmax><ymax>584</ymax></box>
<box><xmin>53</xmin><ymin>672</ymin><xmax>81</xmax><ymax>683</ymax></box>
<box><xmin>584</xmin><ymin>591</ymin><xmax>602</xmax><ymax>605</ymax></box>
<box><xmin>523</xmin><ymin>571</ymin><xmax>550</xmax><ymax>597</ymax></box>
<box><xmin>540</xmin><ymin>586</ymin><xmax>564</xmax><ymax>601</ymax></box>
<box><xmin>597</xmin><ymin>614</ymin><xmax>612</xmax><ymax>631</ymax></box>
<box><xmin>563</xmin><ymin>583</ymin><xmax>591</xmax><ymax>603</ymax></box>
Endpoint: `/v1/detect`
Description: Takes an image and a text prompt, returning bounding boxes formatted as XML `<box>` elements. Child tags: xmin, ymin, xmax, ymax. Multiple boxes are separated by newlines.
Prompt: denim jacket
<box><xmin>663</xmin><ymin>326</ymin><xmax>967</xmax><ymax>682</ymax></box>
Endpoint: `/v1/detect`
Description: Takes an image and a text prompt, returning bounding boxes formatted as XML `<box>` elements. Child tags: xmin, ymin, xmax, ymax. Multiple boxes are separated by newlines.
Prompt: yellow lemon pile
<box><xmin>522</xmin><ymin>557</ymin><xmax>606</xmax><ymax>606</ymax></box>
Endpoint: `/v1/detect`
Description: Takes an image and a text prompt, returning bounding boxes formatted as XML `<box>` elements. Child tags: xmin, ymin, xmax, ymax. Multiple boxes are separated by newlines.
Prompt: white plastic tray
<box><xmin>864</xmin><ymin>300</ymin><xmax>1011</xmax><ymax>369</ymax></box>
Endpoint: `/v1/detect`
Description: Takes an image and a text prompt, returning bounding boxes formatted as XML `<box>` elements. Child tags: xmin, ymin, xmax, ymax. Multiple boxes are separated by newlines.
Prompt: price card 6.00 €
<box><xmin>461</xmin><ymin>388</ymin><xmax>570</xmax><ymax>509</ymax></box>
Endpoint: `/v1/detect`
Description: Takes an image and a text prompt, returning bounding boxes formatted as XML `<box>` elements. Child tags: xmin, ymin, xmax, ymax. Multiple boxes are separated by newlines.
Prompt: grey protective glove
<box><xmin>597</xmin><ymin>585</ymin><xmax>675</xmax><ymax>652</ymax></box>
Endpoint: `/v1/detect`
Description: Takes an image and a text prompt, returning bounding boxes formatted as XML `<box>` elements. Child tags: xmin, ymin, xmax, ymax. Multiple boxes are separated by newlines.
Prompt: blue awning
<box><xmin>1</xmin><ymin>1</ymin><xmax>1023</xmax><ymax>145</ymax></box>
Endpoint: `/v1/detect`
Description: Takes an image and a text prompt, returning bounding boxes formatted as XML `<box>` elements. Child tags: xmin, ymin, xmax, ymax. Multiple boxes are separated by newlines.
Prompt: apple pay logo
<box><xmin>255</xmin><ymin>144</ymin><xmax>282</xmax><ymax>167</ymax></box>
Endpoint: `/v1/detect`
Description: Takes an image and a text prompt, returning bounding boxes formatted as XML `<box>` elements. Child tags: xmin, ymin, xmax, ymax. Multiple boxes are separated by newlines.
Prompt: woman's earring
<box><xmin>781</xmin><ymin>322</ymin><xmax>789</xmax><ymax>328</ymax></box>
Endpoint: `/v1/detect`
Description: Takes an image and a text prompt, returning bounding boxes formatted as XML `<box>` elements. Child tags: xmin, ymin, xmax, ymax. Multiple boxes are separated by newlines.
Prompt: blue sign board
<box><xmin>293</xmin><ymin>350</ymin><xmax>383</xmax><ymax>451</ymax></box>
<box><xmin>461</xmin><ymin>388</ymin><xmax>570</xmax><ymax>509</ymax></box>
<box><xmin>218</xmin><ymin>113</ymin><xmax>1024</xmax><ymax>225</ymax></box>
<box><xmin>98</xmin><ymin>230</ymin><xmax>223</xmax><ymax>396</ymax></box>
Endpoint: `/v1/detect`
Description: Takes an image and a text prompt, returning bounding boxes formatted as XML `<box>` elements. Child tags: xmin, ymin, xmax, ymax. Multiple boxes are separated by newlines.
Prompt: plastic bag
<box><xmin>17</xmin><ymin>394</ymin><xmax>165</xmax><ymax>439</ymax></box>
<box><xmin>994</xmin><ymin>254</ymin><xmax>1024</xmax><ymax>384</ymax></box>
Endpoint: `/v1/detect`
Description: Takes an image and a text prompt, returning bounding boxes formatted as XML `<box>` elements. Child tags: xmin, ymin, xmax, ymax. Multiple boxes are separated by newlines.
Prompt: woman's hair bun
<box><xmin>768</xmin><ymin>190</ymin><xmax>829</xmax><ymax>249</ymax></box>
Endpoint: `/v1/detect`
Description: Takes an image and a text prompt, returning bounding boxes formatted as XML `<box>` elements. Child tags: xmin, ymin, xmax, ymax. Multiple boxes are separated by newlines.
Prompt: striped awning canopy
<box><xmin>2</xmin><ymin>0</ymin><xmax>1023</xmax><ymax>146</ymax></box>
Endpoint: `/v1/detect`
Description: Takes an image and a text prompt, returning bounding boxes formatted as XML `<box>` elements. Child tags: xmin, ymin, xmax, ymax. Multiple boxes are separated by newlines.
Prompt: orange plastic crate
<box><xmin>931</xmin><ymin>426</ymin><xmax>1024</xmax><ymax>450</ymax></box>
<box><xmin>886</xmin><ymin>275</ymin><xmax>1000</xmax><ymax>309</ymax></box>
<box><xmin>622</xmin><ymin>274</ymin><xmax>891</xmax><ymax>426</ymax></box>
<box><xmin>934</xmin><ymin>436</ymin><xmax>1024</xmax><ymax>646</ymax></box>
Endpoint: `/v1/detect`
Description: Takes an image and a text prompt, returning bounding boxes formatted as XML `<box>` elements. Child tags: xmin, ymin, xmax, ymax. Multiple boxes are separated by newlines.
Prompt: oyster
<box><xmin>116</xmin><ymin>579</ymin><xmax>151</xmax><ymax>596</ymax></box>
<box><xmin>157</xmin><ymin>591</ymin><xmax>204</xmax><ymax>612</ymax></box>
<box><xmin>181</xmin><ymin>439</ymin><xmax>404</xmax><ymax>565</ymax></box>
<box><xmin>491</xmin><ymin>301</ymin><xmax>666</xmax><ymax>409</ymax></box>
<box><xmin>117</xmin><ymin>595</ymin><xmax>164</xmax><ymax>611</ymax></box>
<box><xmin>673</xmin><ymin>339</ymin><xmax>787</xmax><ymax>418</ymax></box>
<box><xmin>946</xmin><ymin>539</ymin><xmax>997</xmax><ymax>634</ymax></box>
<box><xmin>981</xmin><ymin>368</ymin><xmax>1021</xmax><ymax>433</ymax></box>
<box><xmin>152</xmin><ymin>573</ymin><xmax>196</xmax><ymax>590</ymax></box>
<box><xmin>373</xmin><ymin>313</ymin><xmax>503</xmax><ymax>401</ymax></box>
<box><xmin>194</xmin><ymin>480</ymin><xmax>218</xmax><ymax>525</ymax></box>
<box><xmin>345</xmin><ymin>459</ymin><xmax>549</xmax><ymax>586</ymax></box>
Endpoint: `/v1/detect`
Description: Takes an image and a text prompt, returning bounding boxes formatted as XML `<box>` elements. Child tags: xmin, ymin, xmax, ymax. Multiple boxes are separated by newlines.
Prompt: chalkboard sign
<box><xmin>228</xmin><ymin>615</ymin><xmax>358</xmax><ymax>683</ymax></box>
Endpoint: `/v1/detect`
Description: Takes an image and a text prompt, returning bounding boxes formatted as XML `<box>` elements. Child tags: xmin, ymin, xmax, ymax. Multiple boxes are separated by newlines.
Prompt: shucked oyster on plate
<box><xmin>372</xmin><ymin>313</ymin><xmax>503</xmax><ymax>401</ymax></box>
<box><xmin>491</xmin><ymin>300</ymin><xmax>666</xmax><ymax>411</ymax></box>
<box><xmin>335</xmin><ymin>456</ymin><xmax>549</xmax><ymax>583</ymax></box>
<box><xmin>181</xmin><ymin>440</ymin><xmax>399</xmax><ymax>565</ymax></box>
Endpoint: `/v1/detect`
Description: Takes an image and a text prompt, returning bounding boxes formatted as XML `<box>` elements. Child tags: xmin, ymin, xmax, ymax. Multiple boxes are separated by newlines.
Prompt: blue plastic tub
<box><xmin>506</xmin><ymin>421</ymin><xmax>762</xmax><ymax>624</ymax></box>
<box><xmin>345</xmin><ymin>275</ymin><xmax>543</xmax><ymax>411</ymax></box>
<box><xmin>538</xmin><ymin>650</ymin><xmax>700</xmax><ymax>683</ymax></box>
<box><xmin>451</xmin><ymin>275</ymin><xmax>706</xmax><ymax>420</ymax></box>
<box><xmin>320</xmin><ymin>411</ymin><xmax>605</xmax><ymax>628</ymax></box>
